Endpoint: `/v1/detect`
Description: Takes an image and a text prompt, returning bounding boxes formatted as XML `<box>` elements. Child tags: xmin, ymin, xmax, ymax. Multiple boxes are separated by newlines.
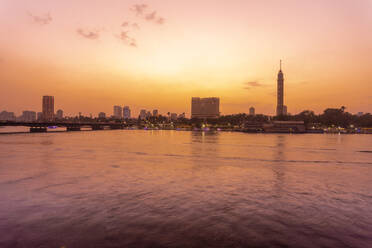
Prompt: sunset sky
<box><xmin>1</xmin><ymin>0</ymin><xmax>371</xmax><ymax>117</ymax></box>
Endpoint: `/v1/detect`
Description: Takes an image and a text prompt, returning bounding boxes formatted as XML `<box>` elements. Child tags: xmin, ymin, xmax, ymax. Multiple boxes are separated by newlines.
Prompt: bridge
<box><xmin>0</xmin><ymin>121</ymin><xmax>136</xmax><ymax>132</ymax></box>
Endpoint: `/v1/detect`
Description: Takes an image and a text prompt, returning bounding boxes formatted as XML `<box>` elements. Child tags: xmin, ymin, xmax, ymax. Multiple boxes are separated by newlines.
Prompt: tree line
<box><xmin>187</xmin><ymin>107</ymin><xmax>372</xmax><ymax>128</ymax></box>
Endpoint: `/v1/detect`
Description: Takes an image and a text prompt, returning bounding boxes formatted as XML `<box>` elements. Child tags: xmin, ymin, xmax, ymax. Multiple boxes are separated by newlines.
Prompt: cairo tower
<box><xmin>276</xmin><ymin>60</ymin><xmax>286</xmax><ymax>116</ymax></box>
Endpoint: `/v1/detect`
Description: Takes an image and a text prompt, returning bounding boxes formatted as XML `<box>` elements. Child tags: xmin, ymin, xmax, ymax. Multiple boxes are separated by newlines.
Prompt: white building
<box><xmin>0</xmin><ymin>111</ymin><xmax>16</xmax><ymax>121</ymax></box>
<box><xmin>21</xmin><ymin>111</ymin><xmax>36</xmax><ymax>122</ymax></box>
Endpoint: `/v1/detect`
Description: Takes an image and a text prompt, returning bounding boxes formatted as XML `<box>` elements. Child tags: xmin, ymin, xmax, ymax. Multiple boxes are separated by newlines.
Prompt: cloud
<box><xmin>76</xmin><ymin>28</ymin><xmax>100</xmax><ymax>40</ymax></box>
<box><xmin>246</xmin><ymin>81</ymin><xmax>262</xmax><ymax>87</ymax></box>
<box><xmin>156</xmin><ymin>17</ymin><xmax>165</xmax><ymax>25</ymax></box>
<box><xmin>28</xmin><ymin>12</ymin><xmax>52</xmax><ymax>25</ymax></box>
<box><xmin>145</xmin><ymin>11</ymin><xmax>165</xmax><ymax>24</ymax></box>
<box><xmin>121</xmin><ymin>21</ymin><xmax>140</xmax><ymax>30</ymax></box>
<box><xmin>132</xmin><ymin>23</ymin><xmax>140</xmax><ymax>30</ymax></box>
<box><xmin>117</xmin><ymin>31</ymin><xmax>129</xmax><ymax>40</ymax></box>
<box><xmin>129</xmin><ymin>40</ymin><xmax>137</xmax><ymax>47</ymax></box>
<box><xmin>131</xmin><ymin>4</ymin><xmax>148</xmax><ymax>16</ymax></box>
<box><xmin>145</xmin><ymin>11</ymin><xmax>156</xmax><ymax>21</ymax></box>
<box><xmin>131</xmin><ymin>4</ymin><xmax>165</xmax><ymax>24</ymax></box>
<box><xmin>116</xmin><ymin>31</ymin><xmax>137</xmax><ymax>47</ymax></box>
<box><xmin>243</xmin><ymin>81</ymin><xmax>267</xmax><ymax>90</ymax></box>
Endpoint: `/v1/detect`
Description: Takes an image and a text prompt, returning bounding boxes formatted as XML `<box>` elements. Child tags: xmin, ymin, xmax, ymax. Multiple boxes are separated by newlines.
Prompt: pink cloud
<box><xmin>76</xmin><ymin>28</ymin><xmax>100</xmax><ymax>40</ymax></box>
<box><xmin>116</xmin><ymin>31</ymin><xmax>137</xmax><ymax>47</ymax></box>
<box><xmin>28</xmin><ymin>12</ymin><xmax>52</xmax><ymax>25</ymax></box>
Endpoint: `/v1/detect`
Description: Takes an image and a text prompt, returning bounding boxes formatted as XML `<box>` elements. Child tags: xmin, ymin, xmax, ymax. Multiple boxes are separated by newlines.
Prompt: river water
<box><xmin>0</xmin><ymin>130</ymin><xmax>371</xmax><ymax>248</ymax></box>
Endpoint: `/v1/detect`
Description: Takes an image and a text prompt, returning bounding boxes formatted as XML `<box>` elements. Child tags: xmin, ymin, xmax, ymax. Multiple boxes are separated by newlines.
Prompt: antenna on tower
<box><xmin>280</xmin><ymin>60</ymin><xmax>282</xmax><ymax>71</ymax></box>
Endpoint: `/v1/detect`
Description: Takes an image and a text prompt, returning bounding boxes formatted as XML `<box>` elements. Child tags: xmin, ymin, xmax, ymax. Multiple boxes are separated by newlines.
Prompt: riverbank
<box><xmin>1</xmin><ymin>126</ymin><xmax>371</xmax><ymax>135</ymax></box>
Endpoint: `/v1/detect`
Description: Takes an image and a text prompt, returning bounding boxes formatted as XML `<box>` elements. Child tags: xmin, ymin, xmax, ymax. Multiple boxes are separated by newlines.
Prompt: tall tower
<box><xmin>276</xmin><ymin>60</ymin><xmax>284</xmax><ymax>116</ymax></box>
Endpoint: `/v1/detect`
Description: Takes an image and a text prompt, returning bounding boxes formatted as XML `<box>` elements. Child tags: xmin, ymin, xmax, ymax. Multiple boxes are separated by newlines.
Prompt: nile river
<box><xmin>0</xmin><ymin>130</ymin><xmax>371</xmax><ymax>248</ymax></box>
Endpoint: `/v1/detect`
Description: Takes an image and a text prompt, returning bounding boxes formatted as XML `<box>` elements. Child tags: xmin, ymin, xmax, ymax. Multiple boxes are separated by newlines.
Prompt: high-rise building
<box><xmin>123</xmin><ymin>106</ymin><xmax>131</xmax><ymax>119</ymax></box>
<box><xmin>42</xmin><ymin>96</ymin><xmax>54</xmax><ymax>121</ymax></box>
<box><xmin>98</xmin><ymin>112</ymin><xmax>106</xmax><ymax>119</ymax></box>
<box><xmin>276</xmin><ymin>61</ymin><xmax>285</xmax><ymax>116</ymax></box>
<box><xmin>249</xmin><ymin>107</ymin><xmax>255</xmax><ymax>116</ymax></box>
<box><xmin>152</xmin><ymin>109</ymin><xmax>158</xmax><ymax>117</ymax></box>
<box><xmin>283</xmin><ymin>105</ymin><xmax>287</xmax><ymax>115</ymax></box>
<box><xmin>56</xmin><ymin>109</ymin><xmax>63</xmax><ymax>119</ymax></box>
<box><xmin>0</xmin><ymin>111</ymin><xmax>16</xmax><ymax>121</ymax></box>
<box><xmin>113</xmin><ymin>106</ymin><xmax>123</xmax><ymax>119</ymax></box>
<box><xmin>139</xmin><ymin>109</ymin><xmax>147</xmax><ymax>120</ymax></box>
<box><xmin>191</xmin><ymin>97</ymin><xmax>220</xmax><ymax>119</ymax></box>
<box><xmin>21</xmin><ymin>111</ymin><xmax>36</xmax><ymax>122</ymax></box>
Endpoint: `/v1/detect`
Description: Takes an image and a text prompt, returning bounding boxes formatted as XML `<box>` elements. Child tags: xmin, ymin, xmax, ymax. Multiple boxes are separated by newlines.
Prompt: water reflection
<box><xmin>191</xmin><ymin>131</ymin><xmax>220</xmax><ymax>143</ymax></box>
<box><xmin>272</xmin><ymin>135</ymin><xmax>287</xmax><ymax>198</ymax></box>
<box><xmin>190</xmin><ymin>132</ymin><xmax>219</xmax><ymax>165</ymax></box>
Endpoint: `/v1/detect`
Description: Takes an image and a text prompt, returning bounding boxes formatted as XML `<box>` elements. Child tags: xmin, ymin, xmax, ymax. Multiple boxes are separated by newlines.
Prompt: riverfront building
<box><xmin>191</xmin><ymin>97</ymin><xmax>220</xmax><ymax>119</ymax></box>
<box><xmin>0</xmin><ymin>111</ymin><xmax>16</xmax><ymax>121</ymax></box>
<box><xmin>56</xmin><ymin>109</ymin><xmax>63</xmax><ymax>119</ymax></box>
<box><xmin>249</xmin><ymin>107</ymin><xmax>255</xmax><ymax>116</ymax></box>
<box><xmin>139</xmin><ymin>109</ymin><xmax>147</xmax><ymax>120</ymax></box>
<box><xmin>98</xmin><ymin>112</ymin><xmax>106</xmax><ymax>119</ymax></box>
<box><xmin>264</xmin><ymin>121</ymin><xmax>306</xmax><ymax>133</ymax></box>
<box><xmin>113</xmin><ymin>106</ymin><xmax>123</xmax><ymax>119</ymax></box>
<box><xmin>37</xmin><ymin>112</ymin><xmax>43</xmax><ymax>120</ymax></box>
<box><xmin>123</xmin><ymin>106</ymin><xmax>131</xmax><ymax>119</ymax></box>
<box><xmin>170</xmin><ymin>113</ymin><xmax>178</xmax><ymax>121</ymax></box>
<box><xmin>20</xmin><ymin>111</ymin><xmax>36</xmax><ymax>122</ymax></box>
<box><xmin>283</xmin><ymin>105</ymin><xmax>288</xmax><ymax>115</ymax></box>
<box><xmin>42</xmin><ymin>96</ymin><xmax>54</xmax><ymax>121</ymax></box>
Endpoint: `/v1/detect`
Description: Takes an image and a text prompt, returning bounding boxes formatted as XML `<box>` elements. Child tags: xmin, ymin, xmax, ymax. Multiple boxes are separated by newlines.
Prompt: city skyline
<box><xmin>0</xmin><ymin>58</ymin><xmax>369</xmax><ymax>119</ymax></box>
<box><xmin>1</xmin><ymin>0</ymin><xmax>372</xmax><ymax>116</ymax></box>
<box><xmin>1</xmin><ymin>58</ymin><xmax>369</xmax><ymax>119</ymax></box>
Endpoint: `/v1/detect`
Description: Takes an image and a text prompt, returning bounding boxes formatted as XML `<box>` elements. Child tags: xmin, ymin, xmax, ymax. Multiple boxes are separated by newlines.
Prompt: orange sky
<box><xmin>0</xmin><ymin>0</ymin><xmax>371</xmax><ymax>117</ymax></box>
